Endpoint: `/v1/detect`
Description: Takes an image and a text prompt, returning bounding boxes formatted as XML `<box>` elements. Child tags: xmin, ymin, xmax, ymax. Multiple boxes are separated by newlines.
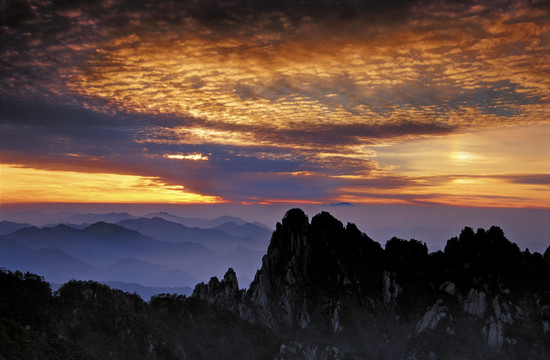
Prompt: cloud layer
<box><xmin>1</xmin><ymin>0</ymin><xmax>549</xmax><ymax>206</ymax></box>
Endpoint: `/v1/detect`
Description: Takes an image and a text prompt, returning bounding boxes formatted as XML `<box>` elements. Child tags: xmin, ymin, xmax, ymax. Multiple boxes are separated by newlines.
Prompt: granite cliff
<box><xmin>193</xmin><ymin>209</ymin><xmax>550</xmax><ymax>359</ymax></box>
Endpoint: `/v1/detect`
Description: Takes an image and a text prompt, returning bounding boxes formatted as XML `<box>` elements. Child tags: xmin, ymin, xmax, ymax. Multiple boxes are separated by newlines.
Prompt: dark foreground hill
<box><xmin>2</xmin><ymin>209</ymin><xmax>550</xmax><ymax>360</ymax></box>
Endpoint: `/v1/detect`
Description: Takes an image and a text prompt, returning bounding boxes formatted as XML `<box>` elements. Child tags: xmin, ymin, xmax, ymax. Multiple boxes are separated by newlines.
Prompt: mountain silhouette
<box><xmin>0</xmin><ymin>221</ymin><xmax>222</xmax><ymax>279</ymax></box>
<box><xmin>0</xmin><ymin>238</ymin><xmax>98</xmax><ymax>283</ymax></box>
<box><xmin>142</xmin><ymin>212</ymin><xmax>268</xmax><ymax>229</ymax></box>
<box><xmin>0</xmin><ymin>220</ymin><xmax>32</xmax><ymax>235</ymax></box>
<box><xmin>65</xmin><ymin>212</ymin><xmax>138</xmax><ymax>224</ymax></box>
<box><xmin>0</xmin><ymin>217</ymin><xmax>272</xmax><ymax>291</ymax></box>
<box><xmin>213</xmin><ymin>221</ymin><xmax>272</xmax><ymax>244</ymax></box>
<box><xmin>193</xmin><ymin>208</ymin><xmax>550</xmax><ymax>359</ymax></box>
<box><xmin>117</xmin><ymin>217</ymin><xmax>264</xmax><ymax>253</ymax></box>
<box><xmin>1</xmin><ymin>208</ymin><xmax>549</xmax><ymax>359</ymax></box>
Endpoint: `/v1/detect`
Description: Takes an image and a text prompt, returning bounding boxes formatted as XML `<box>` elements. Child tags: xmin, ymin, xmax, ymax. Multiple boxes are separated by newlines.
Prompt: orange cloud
<box><xmin>336</xmin><ymin>175</ymin><xmax>550</xmax><ymax>208</ymax></box>
<box><xmin>0</xmin><ymin>164</ymin><xmax>223</xmax><ymax>204</ymax></box>
<box><xmin>66</xmin><ymin>3</ymin><xmax>548</xmax><ymax>138</ymax></box>
<box><xmin>2</xmin><ymin>0</ymin><xmax>549</xmax><ymax>206</ymax></box>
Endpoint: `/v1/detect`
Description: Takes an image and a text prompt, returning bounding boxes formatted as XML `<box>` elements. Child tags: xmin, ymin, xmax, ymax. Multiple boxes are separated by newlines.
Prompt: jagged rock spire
<box><xmin>192</xmin><ymin>268</ymin><xmax>242</xmax><ymax>312</ymax></box>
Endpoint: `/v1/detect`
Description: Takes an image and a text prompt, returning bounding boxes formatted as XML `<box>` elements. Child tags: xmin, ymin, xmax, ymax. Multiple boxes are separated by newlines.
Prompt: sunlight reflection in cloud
<box><xmin>163</xmin><ymin>153</ymin><xmax>209</xmax><ymax>161</ymax></box>
<box><xmin>0</xmin><ymin>164</ymin><xmax>222</xmax><ymax>204</ymax></box>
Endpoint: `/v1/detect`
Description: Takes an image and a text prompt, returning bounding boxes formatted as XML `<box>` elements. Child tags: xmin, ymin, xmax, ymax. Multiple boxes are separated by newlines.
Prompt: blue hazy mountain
<box><xmin>0</xmin><ymin>238</ymin><xmax>99</xmax><ymax>283</ymax></box>
<box><xmin>0</xmin><ymin>220</ymin><xmax>32</xmax><ymax>235</ymax></box>
<box><xmin>117</xmin><ymin>217</ymin><xmax>265</xmax><ymax>253</ymax></box>
<box><xmin>103</xmin><ymin>258</ymin><xmax>199</xmax><ymax>287</ymax></box>
<box><xmin>220</xmin><ymin>245</ymin><xmax>263</xmax><ymax>287</ymax></box>
<box><xmin>0</xmin><ymin>220</ymin><xmax>268</xmax><ymax>286</ymax></box>
<box><xmin>64</xmin><ymin>212</ymin><xmax>138</xmax><ymax>224</ymax></box>
<box><xmin>0</xmin><ymin>237</ymin><xmax>200</xmax><ymax>290</ymax></box>
<box><xmin>0</xmin><ymin>222</ymin><xmax>222</xmax><ymax>279</ymax></box>
<box><xmin>143</xmin><ymin>212</ymin><xmax>246</xmax><ymax>227</ymax></box>
<box><xmin>143</xmin><ymin>211</ymin><xmax>271</xmax><ymax>230</ymax></box>
<box><xmin>213</xmin><ymin>221</ymin><xmax>272</xmax><ymax>244</ymax></box>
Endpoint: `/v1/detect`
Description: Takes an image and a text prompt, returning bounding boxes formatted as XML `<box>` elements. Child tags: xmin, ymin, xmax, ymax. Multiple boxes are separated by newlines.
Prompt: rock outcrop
<box><xmin>192</xmin><ymin>208</ymin><xmax>550</xmax><ymax>359</ymax></box>
<box><xmin>192</xmin><ymin>267</ymin><xmax>243</xmax><ymax>313</ymax></box>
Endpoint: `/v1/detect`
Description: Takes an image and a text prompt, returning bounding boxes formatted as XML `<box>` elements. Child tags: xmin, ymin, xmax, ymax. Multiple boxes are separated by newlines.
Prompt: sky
<box><xmin>1</xmin><ymin>0</ymin><xmax>550</xmax><ymax>210</ymax></box>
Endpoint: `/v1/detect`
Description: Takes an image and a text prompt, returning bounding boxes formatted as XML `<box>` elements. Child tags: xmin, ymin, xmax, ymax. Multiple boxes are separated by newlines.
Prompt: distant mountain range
<box><xmin>0</xmin><ymin>211</ymin><xmax>271</xmax><ymax>298</ymax></box>
<box><xmin>143</xmin><ymin>211</ymin><xmax>271</xmax><ymax>229</ymax></box>
<box><xmin>64</xmin><ymin>212</ymin><xmax>139</xmax><ymax>224</ymax></box>
<box><xmin>117</xmin><ymin>217</ymin><xmax>269</xmax><ymax>253</ymax></box>
<box><xmin>0</xmin><ymin>238</ymin><xmax>98</xmax><ymax>283</ymax></box>
<box><xmin>0</xmin><ymin>220</ymin><xmax>32</xmax><ymax>235</ymax></box>
<box><xmin>1</xmin><ymin>208</ymin><xmax>549</xmax><ymax>359</ymax></box>
<box><xmin>1</xmin><ymin>210</ymin><xmax>271</xmax><ymax>230</ymax></box>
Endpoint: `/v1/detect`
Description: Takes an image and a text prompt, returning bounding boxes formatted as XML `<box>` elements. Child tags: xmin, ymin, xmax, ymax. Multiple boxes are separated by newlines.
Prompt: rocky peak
<box><xmin>243</xmin><ymin>209</ymin><xmax>389</xmax><ymax>333</ymax></box>
<box><xmin>223</xmin><ymin>267</ymin><xmax>238</xmax><ymax>288</ymax></box>
<box><xmin>191</xmin><ymin>209</ymin><xmax>550</xmax><ymax>359</ymax></box>
<box><xmin>258</xmin><ymin>209</ymin><xmax>384</xmax><ymax>290</ymax></box>
<box><xmin>267</xmin><ymin>208</ymin><xmax>310</xmax><ymax>268</ymax></box>
<box><xmin>192</xmin><ymin>268</ymin><xmax>242</xmax><ymax>312</ymax></box>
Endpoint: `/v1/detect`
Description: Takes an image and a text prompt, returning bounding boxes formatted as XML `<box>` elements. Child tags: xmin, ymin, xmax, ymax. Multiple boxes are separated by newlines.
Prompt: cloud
<box><xmin>1</xmin><ymin>0</ymin><xmax>549</xmax><ymax>206</ymax></box>
<box><xmin>498</xmin><ymin>174</ymin><xmax>550</xmax><ymax>185</ymax></box>
<box><xmin>0</xmin><ymin>164</ymin><xmax>222</xmax><ymax>203</ymax></box>
<box><xmin>335</xmin><ymin>172</ymin><xmax>549</xmax><ymax>208</ymax></box>
<box><xmin>0</xmin><ymin>96</ymin><xmax>146</xmax><ymax>158</ymax></box>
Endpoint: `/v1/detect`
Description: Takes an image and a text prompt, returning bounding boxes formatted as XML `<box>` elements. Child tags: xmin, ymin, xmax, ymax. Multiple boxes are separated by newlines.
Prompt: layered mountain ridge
<box><xmin>1</xmin><ymin>208</ymin><xmax>549</xmax><ymax>359</ymax></box>
<box><xmin>193</xmin><ymin>208</ymin><xmax>550</xmax><ymax>359</ymax></box>
<box><xmin>0</xmin><ymin>214</ymin><xmax>270</xmax><ymax>298</ymax></box>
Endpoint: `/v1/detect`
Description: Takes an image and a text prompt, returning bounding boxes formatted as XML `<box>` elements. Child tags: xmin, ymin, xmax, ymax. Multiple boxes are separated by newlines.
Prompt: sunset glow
<box><xmin>1</xmin><ymin>0</ymin><xmax>549</xmax><ymax>207</ymax></box>
<box><xmin>164</xmin><ymin>153</ymin><xmax>209</xmax><ymax>161</ymax></box>
<box><xmin>0</xmin><ymin>165</ymin><xmax>222</xmax><ymax>204</ymax></box>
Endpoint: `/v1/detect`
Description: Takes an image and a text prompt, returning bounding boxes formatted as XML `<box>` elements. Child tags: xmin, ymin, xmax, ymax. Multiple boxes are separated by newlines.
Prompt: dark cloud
<box><xmin>0</xmin><ymin>96</ymin><xmax>145</xmax><ymax>152</ymax></box>
<box><xmin>498</xmin><ymin>174</ymin><xmax>550</xmax><ymax>185</ymax></box>
<box><xmin>218</xmin><ymin>120</ymin><xmax>457</xmax><ymax>149</ymax></box>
